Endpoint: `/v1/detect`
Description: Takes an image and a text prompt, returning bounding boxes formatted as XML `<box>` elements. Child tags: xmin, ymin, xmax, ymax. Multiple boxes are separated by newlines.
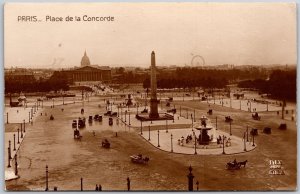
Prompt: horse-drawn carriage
<box><xmin>225</xmin><ymin>116</ymin><xmax>233</xmax><ymax>123</ymax></box>
<box><xmin>207</xmin><ymin>109</ymin><xmax>213</xmax><ymax>115</ymax></box>
<box><xmin>252</xmin><ymin>112</ymin><xmax>261</xmax><ymax>120</ymax></box>
<box><xmin>74</xmin><ymin>129</ymin><xmax>82</xmax><ymax>140</ymax></box>
<box><xmin>167</xmin><ymin>108</ymin><xmax>176</xmax><ymax>114</ymax></box>
<box><xmin>250</xmin><ymin>128</ymin><xmax>258</xmax><ymax>136</ymax></box>
<box><xmin>226</xmin><ymin>159</ymin><xmax>248</xmax><ymax>170</ymax></box>
<box><xmin>104</xmin><ymin>111</ymin><xmax>117</xmax><ymax>117</ymax></box>
<box><xmin>72</xmin><ymin>120</ymin><xmax>77</xmax><ymax>128</ymax></box>
<box><xmin>101</xmin><ymin>139</ymin><xmax>110</xmax><ymax>148</ymax></box>
<box><xmin>88</xmin><ymin>116</ymin><xmax>93</xmax><ymax>123</ymax></box>
<box><xmin>141</xmin><ymin>108</ymin><xmax>148</xmax><ymax>113</ymax></box>
<box><xmin>78</xmin><ymin>117</ymin><xmax>86</xmax><ymax>128</ymax></box>
<box><xmin>109</xmin><ymin>117</ymin><xmax>113</xmax><ymax>126</ymax></box>
<box><xmin>94</xmin><ymin>114</ymin><xmax>99</xmax><ymax>121</ymax></box>
<box><xmin>130</xmin><ymin>154</ymin><xmax>149</xmax><ymax>164</ymax></box>
<box><xmin>263</xmin><ymin>127</ymin><xmax>271</xmax><ymax>134</ymax></box>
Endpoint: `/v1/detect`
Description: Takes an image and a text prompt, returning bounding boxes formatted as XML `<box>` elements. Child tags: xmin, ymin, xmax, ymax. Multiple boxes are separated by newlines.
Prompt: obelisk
<box><xmin>149</xmin><ymin>51</ymin><xmax>159</xmax><ymax>118</ymax></box>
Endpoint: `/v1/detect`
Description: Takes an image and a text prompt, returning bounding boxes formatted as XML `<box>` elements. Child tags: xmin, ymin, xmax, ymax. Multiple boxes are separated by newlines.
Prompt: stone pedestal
<box><xmin>149</xmin><ymin>99</ymin><xmax>159</xmax><ymax>118</ymax></box>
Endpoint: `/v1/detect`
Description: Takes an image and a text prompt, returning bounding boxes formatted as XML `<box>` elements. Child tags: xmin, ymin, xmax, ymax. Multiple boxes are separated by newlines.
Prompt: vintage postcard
<box><xmin>4</xmin><ymin>2</ymin><xmax>297</xmax><ymax>191</ymax></box>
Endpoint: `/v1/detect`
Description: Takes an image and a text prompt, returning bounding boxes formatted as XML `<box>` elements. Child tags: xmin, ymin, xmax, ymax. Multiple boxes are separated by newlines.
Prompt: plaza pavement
<box><xmin>115</xmin><ymin>110</ymin><xmax>257</xmax><ymax>155</ymax></box>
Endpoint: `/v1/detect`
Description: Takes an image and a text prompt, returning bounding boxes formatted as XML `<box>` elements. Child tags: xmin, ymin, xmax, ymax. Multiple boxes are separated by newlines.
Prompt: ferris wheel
<box><xmin>191</xmin><ymin>55</ymin><xmax>205</xmax><ymax>67</ymax></box>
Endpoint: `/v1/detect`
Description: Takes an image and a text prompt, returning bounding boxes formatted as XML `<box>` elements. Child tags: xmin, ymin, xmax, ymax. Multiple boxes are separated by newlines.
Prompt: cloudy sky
<box><xmin>4</xmin><ymin>3</ymin><xmax>296</xmax><ymax>68</ymax></box>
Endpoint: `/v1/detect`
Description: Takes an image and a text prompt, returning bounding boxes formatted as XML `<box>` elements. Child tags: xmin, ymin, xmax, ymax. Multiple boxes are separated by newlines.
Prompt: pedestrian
<box><xmin>99</xmin><ymin>184</ymin><xmax>102</xmax><ymax>191</ymax></box>
<box><xmin>95</xmin><ymin>184</ymin><xmax>99</xmax><ymax>191</ymax></box>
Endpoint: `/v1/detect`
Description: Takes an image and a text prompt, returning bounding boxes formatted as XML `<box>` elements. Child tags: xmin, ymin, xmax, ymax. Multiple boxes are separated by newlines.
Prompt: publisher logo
<box><xmin>269</xmin><ymin>160</ymin><xmax>285</xmax><ymax>175</ymax></box>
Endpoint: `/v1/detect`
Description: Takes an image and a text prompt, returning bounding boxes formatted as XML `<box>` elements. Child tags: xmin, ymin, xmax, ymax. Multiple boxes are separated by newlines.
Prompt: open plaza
<box><xmin>4</xmin><ymin>86</ymin><xmax>297</xmax><ymax>191</ymax></box>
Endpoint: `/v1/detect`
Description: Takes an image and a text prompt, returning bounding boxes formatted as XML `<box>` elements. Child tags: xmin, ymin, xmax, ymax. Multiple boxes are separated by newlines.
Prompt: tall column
<box><xmin>149</xmin><ymin>51</ymin><xmax>159</xmax><ymax>118</ymax></box>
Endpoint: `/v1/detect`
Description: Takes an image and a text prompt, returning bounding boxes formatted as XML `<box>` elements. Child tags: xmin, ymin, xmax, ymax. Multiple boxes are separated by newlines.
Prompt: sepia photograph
<box><xmin>4</xmin><ymin>2</ymin><xmax>297</xmax><ymax>191</ymax></box>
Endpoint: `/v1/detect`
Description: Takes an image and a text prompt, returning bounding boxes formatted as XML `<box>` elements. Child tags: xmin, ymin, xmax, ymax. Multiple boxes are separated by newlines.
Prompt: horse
<box><xmin>144</xmin><ymin>157</ymin><xmax>150</xmax><ymax>162</ymax></box>
<box><xmin>238</xmin><ymin>160</ymin><xmax>248</xmax><ymax>167</ymax></box>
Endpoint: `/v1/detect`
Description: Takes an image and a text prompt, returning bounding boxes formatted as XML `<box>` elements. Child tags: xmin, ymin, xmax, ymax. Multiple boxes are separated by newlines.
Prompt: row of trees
<box><xmin>115</xmin><ymin>66</ymin><xmax>268</xmax><ymax>86</ymax></box>
<box><xmin>238</xmin><ymin>70</ymin><xmax>296</xmax><ymax>101</ymax></box>
<box><xmin>5</xmin><ymin>72</ymin><xmax>69</xmax><ymax>93</ymax></box>
<box><xmin>143</xmin><ymin>77</ymin><xmax>228</xmax><ymax>90</ymax></box>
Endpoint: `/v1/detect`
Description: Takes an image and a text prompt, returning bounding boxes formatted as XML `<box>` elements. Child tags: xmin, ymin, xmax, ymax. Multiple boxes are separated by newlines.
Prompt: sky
<box><xmin>4</xmin><ymin>2</ymin><xmax>296</xmax><ymax>68</ymax></box>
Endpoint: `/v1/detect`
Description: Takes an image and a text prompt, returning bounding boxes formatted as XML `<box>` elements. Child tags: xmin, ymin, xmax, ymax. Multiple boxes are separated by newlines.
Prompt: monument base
<box><xmin>136</xmin><ymin>113</ymin><xmax>174</xmax><ymax>121</ymax></box>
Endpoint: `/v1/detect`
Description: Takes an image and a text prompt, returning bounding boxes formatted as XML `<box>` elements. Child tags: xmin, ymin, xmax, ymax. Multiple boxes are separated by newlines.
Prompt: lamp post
<box><xmin>23</xmin><ymin>120</ymin><xmax>26</xmax><ymax>133</ymax></box>
<box><xmin>140</xmin><ymin>121</ymin><xmax>143</xmax><ymax>135</ymax></box>
<box><xmin>171</xmin><ymin>133</ymin><xmax>173</xmax><ymax>152</ymax></box>
<box><xmin>7</xmin><ymin>147</ymin><xmax>11</xmax><ymax>167</ymax></box>
<box><xmin>194</xmin><ymin>132</ymin><xmax>197</xmax><ymax>155</ymax></box>
<box><xmin>222</xmin><ymin>135</ymin><xmax>225</xmax><ymax>154</ymax></box>
<box><xmin>13</xmin><ymin>134</ymin><xmax>16</xmax><ymax>151</ymax></box>
<box><xmin>17</xmin><ymin>128</ymin><xmax>20</xmax><ymax>144</ymax></box>
<box><xmin>166</xmin><ymin>120</ymin><xmax>168</xmax><ymax>133</ymax></box>
<box><xmin>244</xmin><ymin>132</ymin><xmax>247</xmax><ymax>151</ymax></box>
<box><xmin>246</xmin><ymin>125</ymin><xmax>249</xmax><ymax>142</ymax></box>
<box><xmin>7</xmin><ymin>112</ymin><xmax>8</xmax><ymax>124</ymax></box>
<box><xmin>45</xmin><ymin>165</ymin><xmax>49</xmax><ymax>191</ymax></box>
<box><xmin>148</xmin><ymin>125</ymin><xmax>151</xmax><ymax>141</ymax></box>
<box><xmin>21</xmin><ymin>127</ymin><xmax>23</xmax><ymax>138</ymax></box>
<box><xmin>215</xmin><ymin>116</ymin><xmax>218</xmax><ymax>130</ymax></box>
<box><xmin>191</xmin><ymin>114</ymin><xmax>194</xmax><ymax>130</ymax></box>
<box><xmin>180</xmin><ymin>106</ymin><xmax>182</xmax><ymax>117</ymax></box>
<box><xmin>121</xmin><ymin>106</ymin><xmax>123</xmax><ymax>121</ymax></box>
<box><xmin>15</xmin><ymin>154</ymin><xmax>18</xmax><ymax>176</ymax></box>
<box><xmin>194</xmin><ymin>109</ymin><xmax>196</xmax><ymax>122</ymax></box>
<box><xmin>187</xmin><ymin>165</ymin><xmax>194</xmax><ymax>191</ymax></box>
<box><xmin>118</xmin><ymin>106</ymin><xmax>119</xmax><ymax>117</ymax></box>
<box><xmin>128</xmin><ymin>111</ymin><xmax>131</xmax><ymax>126</ymax></box>
<box><xmin>229</xmin><ymin>121</ymin><xmax>232</xmax><ymax>136</ymax></box>
<box><xmin>252</xmin><ymin>133</ymin><xmax>255</xmax><ymax>146</ymax></box>
<box><xmin>125</xmin><ymin>111</ymin><xmax>127</xmax><ymax>123</ymax></box>
<box><xmin>157</xmin><ymin>130</ymin><xmax>160</xmax><ymax>147</ymax></box>
<box><xmin>29</xmin><ymin>112</ymin><xmax>30</xmax><ymax>123</ymax></box>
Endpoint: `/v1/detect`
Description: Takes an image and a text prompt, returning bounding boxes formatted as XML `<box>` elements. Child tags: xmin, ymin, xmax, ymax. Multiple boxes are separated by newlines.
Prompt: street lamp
<box><xmin>215</xmin><ymin>116</ymin><xmax>218</xmax><ymax>130</ymax></box>
<box><xmin>166</xmin><ymin>120</ymin><xmax>168</xmax><ymax>133</ymax></box>
<box><xmin>171</xmin><ymin>133</ymin><xmax>173</xmax><ymax>152</ymax></box>
<box><xmin>246</xmin><ymin>125</ymin><xmax>249</xmax><ymax>142</ymax></box>
<box><xmin>128</xmin><ymin>111</ymin><xmax>131</xmax><ymax>125</ymax></box>
<box><xmin>140</xmin><ymin>121</ymin><xmax>143</xmax><ymax>135</ymax></box>
<box><xmin>222</xmin><ymin>135</ymin><xmax>225</xmax><ymax>154</ymax></box>
<box><xmin>194</xmin><ymin>132</ymin><xmax>197</xmax><ymax>155</ymax></box>
<box><xmin>229</xmin><ymin>121</ymin><xmax>232</xmax><ymax>136</ymax></box>
<box><xmin>13</xmin><ymin>134</ymin><xmax>16</xmax><ymax>151</ymax></box>
<box><xmin>45</xmin><ymin>165</ymin><xmax>49</xmax><ymax>191</ymax></box>
<box><xmin>148</xmin><ymin>125</ymin><xmax>151</xmax><ymax>141</ymax></box>
<box><xmin>125</xmin><ymin>111</ymin><xmax>127</xmax><ymax>123</ymax></box>
<box><xmin>121</xmin><ymin>106</ymin><xmax>123</xmax><ymax>121</ymax></box>
<box><xmin>252</xmin><ymin>133</ymin><xmax>255</xmax><ymax>146</ymax></box>
<box><xmin>157</xmin><ymin>130</ymin><xmax>160</xmax><ymax>147</ymax></box>
<box><xmin>17</xmin><ymin>128</ymin><xmax>20</xmax><ymax>144</ymax></box>
<box><xmin>243</xmin><ymin>132</ymin><xmax>247</xmax><ymax>151</ymax></box>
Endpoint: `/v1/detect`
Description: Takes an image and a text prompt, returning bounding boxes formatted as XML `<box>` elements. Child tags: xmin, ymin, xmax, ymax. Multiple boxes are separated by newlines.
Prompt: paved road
<box><xmin>5</xmin><ymin>95</ymin><xmax>297</xmax><ymax>191</ymax></box>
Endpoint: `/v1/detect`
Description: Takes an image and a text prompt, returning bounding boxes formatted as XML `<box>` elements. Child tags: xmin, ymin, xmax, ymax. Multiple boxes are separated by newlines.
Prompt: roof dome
<box><xmin>81</xmin><ymin>50</ymin><xmax>91</xmax><ymax>67</ymax></box>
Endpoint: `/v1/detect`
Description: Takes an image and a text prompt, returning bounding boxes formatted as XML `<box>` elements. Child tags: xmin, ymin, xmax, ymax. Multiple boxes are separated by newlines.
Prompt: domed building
<box><xmin>52</xmin><ymin>50</ymin><xmax>111</xmax><ymax>83</ymax></box>
<box><xmin>81</xmin><ymin>50</ymin><xmax>91</xmax><ymax>67</ymax></box>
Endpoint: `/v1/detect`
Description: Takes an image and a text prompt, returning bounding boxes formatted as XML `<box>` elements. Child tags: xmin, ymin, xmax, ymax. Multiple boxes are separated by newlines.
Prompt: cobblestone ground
<box><xmin>5</xmin><ymin>95</ymin><xmax>297</xmax><ymax>191</ymax></box>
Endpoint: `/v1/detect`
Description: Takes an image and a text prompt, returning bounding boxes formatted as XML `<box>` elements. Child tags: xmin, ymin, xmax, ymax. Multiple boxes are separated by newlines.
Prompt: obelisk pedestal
<box><xmin>149</xmin><ymin>51</ymin><xmax>159</xmax><ymax>119</ymax></box>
